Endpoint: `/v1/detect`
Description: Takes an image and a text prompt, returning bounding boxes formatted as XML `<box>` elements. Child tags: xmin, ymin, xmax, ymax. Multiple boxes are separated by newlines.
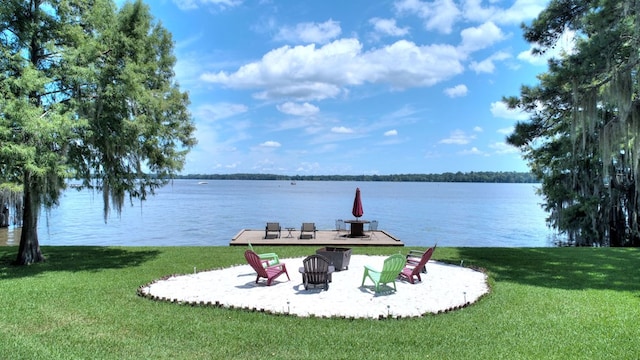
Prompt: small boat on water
<box><xmin>198</xmin><ymin>181</ymin><xmax>208</xmax><ymax>185</ymax></box>
<box><xmin>291</xmin><ymin>181</ymin><xmax>296</xmax><ymax>185</ymax></box>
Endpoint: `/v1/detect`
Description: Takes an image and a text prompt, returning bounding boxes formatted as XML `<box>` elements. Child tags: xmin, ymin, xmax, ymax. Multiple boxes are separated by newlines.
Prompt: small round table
<box><xmin>344</xmin><ymin>220</ymin><xmax>370</xmax><ymax>237</ymax></box>
<box><xmin>285</xmin><ymin>227</ymin><xmax>295</xmax><ymax>238</ymax></box>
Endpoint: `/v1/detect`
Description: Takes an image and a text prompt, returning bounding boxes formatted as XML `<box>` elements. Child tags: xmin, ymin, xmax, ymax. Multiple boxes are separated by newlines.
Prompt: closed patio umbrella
<box><xmin>352</xmin><ymin>187</ymin><xmax>363</xmax><ymax>219</ymax></box>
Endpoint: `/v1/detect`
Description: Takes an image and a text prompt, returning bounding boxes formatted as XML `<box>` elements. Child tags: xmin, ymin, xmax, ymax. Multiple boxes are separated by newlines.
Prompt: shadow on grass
<box><xmin>448</xmin><ymin>247</ymin><xmax>640</xmax><ymax>292</ymax></box>
<box><xmin>0</xmin><ymin>246</ymin><xmax>161</xmax><ymax>279</ymax></box>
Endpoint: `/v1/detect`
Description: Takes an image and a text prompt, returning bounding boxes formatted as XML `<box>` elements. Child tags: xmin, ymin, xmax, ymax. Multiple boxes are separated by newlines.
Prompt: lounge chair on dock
<box><xmin>299</xmin><ymin>222</ymin><xmax>316</xmax><ymax>239</ymax></box>
<box><xmin>264</xmin><ymin>222</ymin><xmax>281</xmax><ymax>239</ymax></box>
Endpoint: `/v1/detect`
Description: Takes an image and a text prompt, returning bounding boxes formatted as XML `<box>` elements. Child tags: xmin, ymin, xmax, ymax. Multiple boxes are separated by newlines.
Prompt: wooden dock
<box><xmin>229</xmin><ymin>229</ymin><xmax>404</xmax><ymax>247</ymax></box>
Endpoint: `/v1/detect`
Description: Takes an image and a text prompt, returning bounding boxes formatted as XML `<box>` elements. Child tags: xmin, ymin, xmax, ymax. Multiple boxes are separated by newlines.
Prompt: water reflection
<box><xmin>0</xmin><ymin>226</ymin><xmax>21</xmax><ymax>246</ymax></box>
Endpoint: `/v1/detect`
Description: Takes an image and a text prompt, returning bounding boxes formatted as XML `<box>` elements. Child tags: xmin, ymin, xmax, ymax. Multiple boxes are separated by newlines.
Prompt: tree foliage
<box><xmin>505</xmin><ymin>0</ymin><xmax>640</xmax><ymax>246</ymax></box>
<box><xmin>0</xmin><ymin>0</ymin><xmax>196</xmax><ymax>264</ymax></box>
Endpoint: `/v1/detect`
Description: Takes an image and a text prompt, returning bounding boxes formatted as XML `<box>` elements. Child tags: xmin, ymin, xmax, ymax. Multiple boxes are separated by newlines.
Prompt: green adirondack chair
<box><xmin>248</xmin><ymin>243</ymin><xmax>280</xmax><ymax>267</ymax></box>
<box><xmin>361</xmin><ymin>254</ymin><xmax>405</xmax><ymax>293</ymax></box>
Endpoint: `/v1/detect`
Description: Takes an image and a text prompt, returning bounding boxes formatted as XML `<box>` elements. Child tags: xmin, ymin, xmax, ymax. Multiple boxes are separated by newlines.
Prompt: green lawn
<box><xmin>0</xmin><ymin>246</ymin><xmax>638</xmax><ymax>359</ymax></box>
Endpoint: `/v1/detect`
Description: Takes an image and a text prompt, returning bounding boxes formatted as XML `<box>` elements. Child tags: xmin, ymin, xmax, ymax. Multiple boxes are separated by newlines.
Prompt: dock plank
<box><xmin>229</xmin><ymin>229</ymin><xmax>404</xmax><ymax>247</ymax></box>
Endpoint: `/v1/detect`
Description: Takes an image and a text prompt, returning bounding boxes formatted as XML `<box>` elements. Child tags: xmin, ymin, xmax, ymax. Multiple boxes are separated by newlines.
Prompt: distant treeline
<box><xmin>176</xmin><ymin>171</ymin><xmax>539</xmax><ymax>183</ymax></box>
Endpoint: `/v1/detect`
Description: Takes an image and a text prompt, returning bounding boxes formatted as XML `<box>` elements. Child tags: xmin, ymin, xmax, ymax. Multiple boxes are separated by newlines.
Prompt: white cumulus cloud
<box><xmin>201</xmin><ymin>38</ymin><xmax>464</xmax><ymax>101</ymax></box>
<box><xmin>470</xmin><ymin>51</ymin><xmax>512</xmax><ymax>73</ymax></box>
<box><xmin>462</xmin><ymin>0</ymin><xmax>547</xmax><ymax>25</ymax></box>
<box><xmin>277</xmin><ymin>102</ymin><xmax>320</xmax><ymax>117</ymax></box>
<box><xmin>489</xmin><ymin>142</ymin><xmax>519</xmax><ymax>154</ymax></box>
<box><xmin>490</xmin><ymin>101</ymin><xmax>530</xmax><ymax>120</ymax></box>
<box><xmin>260</xmin><ymin>141</ymin><xmax>281</xmax><ymax>148</ymax></box>
<box><xmin>518</xmin><ymin>29</ymin><xmax>576</xmax><ymax>66</ymax></box>
<box><xmin>369</xmin><ymin>18</ymin><xmax>410</xmax><ymax>37</ymax></box>
<box><xmin>275</xmin><ymin>19</ymin><xmax>342</xmax><ymax>44</ymax></box>
<box><xmin>439</xmin><ymin>129</ymin><xmax>476</xmax><ymax>145</ymax></box>
<box><xmin>459</xmin><ymin>21</ymin><xmax>505</xmax><ymax>53</ymax></box>
<box><xmin>395</xmin><ymin>0</ymin><xmax>461</xmax><ymax>34</ymax></box>
<box><xmin>332</xmin><ymin>126</ymin><xmax>354</xmax><ymax>134</ymax></box>
<box><xmin>444</xmin><ymin>84</ymin><xmax>468</xmax><ymax>98</ymax></box>
<box><xmin>460</xmin><ymin>147</ymin><xmax>485</xmax><ymax>155</ymax></box>
<box><xmin>384</xmin><ymin>129</ymin><xmax>398</xmax><ymax>136</ymax></box>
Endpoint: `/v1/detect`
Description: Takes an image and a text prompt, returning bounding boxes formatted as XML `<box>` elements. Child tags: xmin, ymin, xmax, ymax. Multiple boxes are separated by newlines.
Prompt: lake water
<box><xmin>0</xmin><ymin>180</ymin><xmax>560</xmax><ymax>247</ymax></box>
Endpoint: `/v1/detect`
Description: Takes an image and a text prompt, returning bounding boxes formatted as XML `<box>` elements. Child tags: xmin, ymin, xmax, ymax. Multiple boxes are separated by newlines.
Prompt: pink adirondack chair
<box><xmin>400</xmin><ymin>246</ymin><xmax>435</xmax><ymax>284</ymax></box>
<box><xmin>244</xmin><ymin>250</ymin><xmax>290</xmax><ymax>286</ymax></box>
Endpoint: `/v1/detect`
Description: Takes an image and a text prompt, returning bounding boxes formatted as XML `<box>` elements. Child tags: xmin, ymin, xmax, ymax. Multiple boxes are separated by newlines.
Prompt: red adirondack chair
<box><xmin>244</xmin><ymin>250</ymin><xmax>290</xmax><ymax>286</ymax></box>
<box><xmin>400</xmin><ymin>246</ymin><xmax>435</xmax><ymax>284</ymax></box>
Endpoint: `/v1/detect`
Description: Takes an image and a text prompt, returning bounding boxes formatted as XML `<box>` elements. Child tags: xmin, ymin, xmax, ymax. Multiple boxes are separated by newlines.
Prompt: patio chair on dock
<box><xmin>264</xmin><ymin>222</ymin><xmax>281</xmax><ymax>239</ymax></box>
<box><xmin>299</xmin><ymin>222</ymin><xmax>316</xmax><ymax>239</ymax></box>
<box><xmin>367</xmin><ymin>220</ymin><xmax>378</xmax><ymax>238</ymax></box>
<box><xmin>335</xmin><ymin>219</ymin><xmax>346</xmax><ymax>238</ymax></box>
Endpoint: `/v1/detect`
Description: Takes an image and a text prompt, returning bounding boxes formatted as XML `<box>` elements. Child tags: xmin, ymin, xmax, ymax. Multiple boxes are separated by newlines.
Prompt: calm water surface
<box><xmin>0</xmin><ymin>180</ymin><xmax>559</xmax><ymax>247</ymax></box>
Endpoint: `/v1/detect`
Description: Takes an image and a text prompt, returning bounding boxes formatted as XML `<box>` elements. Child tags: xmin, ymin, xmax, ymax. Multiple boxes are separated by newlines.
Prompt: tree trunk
<box><xmin>15</xmin><ymin>176</ymin><xmax>45</xmax><ymax>265</ymax></box>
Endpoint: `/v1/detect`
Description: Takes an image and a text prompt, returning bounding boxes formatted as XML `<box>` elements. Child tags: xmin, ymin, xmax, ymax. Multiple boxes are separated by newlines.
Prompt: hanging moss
<box><xmin>0</xmin><ymin>186</ymin><xmax>23</xmax><ymax>227</ymax></box>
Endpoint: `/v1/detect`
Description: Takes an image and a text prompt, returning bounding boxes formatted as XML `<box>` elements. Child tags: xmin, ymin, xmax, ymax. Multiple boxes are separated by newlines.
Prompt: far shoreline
<box><xmin>174</xmin><ymin>171</ymin><xmax>538</xmax><ymax>183</ymax></box>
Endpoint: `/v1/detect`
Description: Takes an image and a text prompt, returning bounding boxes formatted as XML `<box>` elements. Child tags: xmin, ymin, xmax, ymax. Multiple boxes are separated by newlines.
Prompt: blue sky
<box><xmin>126</xmin><ymin>0</ymin><xmax>564</xmax><ymax>175</ymax></box>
